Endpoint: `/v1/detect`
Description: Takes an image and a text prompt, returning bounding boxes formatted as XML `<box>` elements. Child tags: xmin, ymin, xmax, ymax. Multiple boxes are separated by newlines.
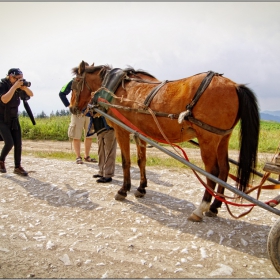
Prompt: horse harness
<box><xmin>143</xmin><ymin>71</ymin><xmax>233</xmax><ymax>135</ymax></box>
<box><xmin>179</xmin><ymin>71</ymin><xmax>233</xmax><ymax>136</ymax></box>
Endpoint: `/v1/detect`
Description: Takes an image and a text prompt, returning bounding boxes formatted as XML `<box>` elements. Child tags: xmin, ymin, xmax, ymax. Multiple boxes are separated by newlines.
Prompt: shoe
<box><xmin>93</xmin><ymin>174</ymin><xmax>102</xmax><ymax>178</ymax></box>
<box><xmin>76</xmin><ymin>157</ymin><xmax>83</xmax><ymax>164</ymax></box>
<box><xmin>96</xmin><ymin>177</ymin><xmax>112</xmax><ymax>183</ymax></box>
<box><xmin>14</xmin><ymin>166</ymin><xmax>28</xmax><ymax>176</ymax></box>
<box><xmin>84</xmin><ymin>156</ymin><xmax>98</xmax><ymax>163</ymax></box>
<box><xmin>0</xmin><ymin>160</ymin><xmax>6</xmax><ymax>173</ymax></box>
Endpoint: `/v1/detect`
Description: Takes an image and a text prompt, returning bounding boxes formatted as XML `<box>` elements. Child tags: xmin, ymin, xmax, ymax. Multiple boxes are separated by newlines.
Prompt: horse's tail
<box><xmin>236</xmin><ymin>84</ymin><xmax>260</xmax><ymax>192</ymax></box>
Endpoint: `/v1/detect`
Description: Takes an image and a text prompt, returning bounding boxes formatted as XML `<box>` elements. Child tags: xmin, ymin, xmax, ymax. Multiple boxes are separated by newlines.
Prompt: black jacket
<box><xmin>0</xmin><ymin>78</ymin><xmax>29</xmax><ymax>123</ymax></box>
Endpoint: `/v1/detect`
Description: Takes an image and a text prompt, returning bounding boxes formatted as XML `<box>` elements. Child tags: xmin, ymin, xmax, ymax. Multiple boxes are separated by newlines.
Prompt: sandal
<box><xmin>84</xmin><ymin>156</ymin><xmax>97</xmax><ymax>163</ymax></box>
<box><xmin>76</xmin><ymin>157</ymin><xmax>83</xmax><ymax>164</ymax></box>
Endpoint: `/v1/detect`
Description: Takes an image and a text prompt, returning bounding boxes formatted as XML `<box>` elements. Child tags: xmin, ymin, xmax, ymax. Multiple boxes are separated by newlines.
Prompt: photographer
<box><xmin>0</xmin><ymin>68</ymin><xmax>33</xmax><ymax>176</ymax></box>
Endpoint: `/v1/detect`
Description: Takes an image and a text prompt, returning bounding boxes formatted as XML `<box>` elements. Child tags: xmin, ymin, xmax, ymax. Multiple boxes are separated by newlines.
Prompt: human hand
<box><xmin>13</xmin><ymin>78</ymin><xmax>24</xmax><ymax>89</ymax></box>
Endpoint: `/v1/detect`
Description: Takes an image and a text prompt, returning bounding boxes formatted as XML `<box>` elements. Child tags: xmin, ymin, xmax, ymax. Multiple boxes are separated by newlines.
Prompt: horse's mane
<box><xmin>71</xmin><ymin>63</ymin><xmax>156</xmax><ymax>80</ymax></box>
<box><xmin>71</xmin><ymin>64</ymin><xmax>112</xmax><ymax>80</ymax></box>
<box><xmin>124</xmin><ymin>66</ymin><xmax>156</xmax><ymax>79</ymax></box>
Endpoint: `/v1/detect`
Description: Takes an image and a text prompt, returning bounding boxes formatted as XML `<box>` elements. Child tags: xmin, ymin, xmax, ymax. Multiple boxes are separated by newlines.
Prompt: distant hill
<box><xmin>262</xmin><ymin>110</ymin><xmax>280</xmax><ymax>117</ymax></box>
<box><xmin>260</xmin><ymin>111</ymin><xmax>280</xmax><ymax>123</ymax></box>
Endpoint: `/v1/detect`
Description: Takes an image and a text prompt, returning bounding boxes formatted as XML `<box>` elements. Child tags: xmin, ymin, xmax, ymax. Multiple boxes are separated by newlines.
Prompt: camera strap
<box><xmin>23</xmin><ymin>100</ymin><xmax>36</xmax><ymax>125</ymax></box>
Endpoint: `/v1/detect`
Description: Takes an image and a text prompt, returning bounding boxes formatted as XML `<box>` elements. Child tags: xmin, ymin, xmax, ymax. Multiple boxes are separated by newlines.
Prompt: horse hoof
<box><xmin>205</xmin><ymin>210</ymin><xmax>217</xmax><ymax>217</ymax></box>
<box><xmin>188</xmin><ymin>213</ymin><xmax>202</xmax><ymax>222</ymax></box>
<box><xmin>135</xmin><ymin>190</ymin><xmax>145</xmax><ymax>198</ymax></box>
<box><xmin>114</xmin><ymin>193</ymin><xmax>126</xmax><ymax>201</ymax></box>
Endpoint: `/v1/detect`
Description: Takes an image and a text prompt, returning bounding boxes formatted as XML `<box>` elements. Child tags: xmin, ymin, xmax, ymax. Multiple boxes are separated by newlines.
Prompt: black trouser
<box><xmin>0</xmin><ymin>118</ymin><xmax>22</xmax><ymax>168</ymax></box>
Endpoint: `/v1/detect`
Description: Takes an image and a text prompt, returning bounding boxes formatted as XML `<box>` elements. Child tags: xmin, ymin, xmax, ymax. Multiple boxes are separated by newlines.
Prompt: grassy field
<box><xmin>19</xmin><ymin>115</ymin><xmax>280</xmax><ymax>170</ymax></box>
<box><xmin>20</xmin><ymin>115</ymin><xmax>72</xmax><ymax>141</ymax></box>
<box><xmin>20</xmin><ymin>115</ymin><xmax>280</xmax><ymax>151</ymax></box>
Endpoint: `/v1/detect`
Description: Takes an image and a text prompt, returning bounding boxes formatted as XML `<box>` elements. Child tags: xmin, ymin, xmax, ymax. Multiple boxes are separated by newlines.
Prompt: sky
<box><xmin>1</xmin><ymin>2</ymin><xmax>280</xmax><ymax>115</ymax></box>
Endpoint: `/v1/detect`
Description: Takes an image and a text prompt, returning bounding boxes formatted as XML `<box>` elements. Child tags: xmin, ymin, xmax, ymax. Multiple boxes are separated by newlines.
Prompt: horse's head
<box><xmin>69</xmin><ymin>60</ymin><xmax>111</xmax><ymax>115</ymax></box>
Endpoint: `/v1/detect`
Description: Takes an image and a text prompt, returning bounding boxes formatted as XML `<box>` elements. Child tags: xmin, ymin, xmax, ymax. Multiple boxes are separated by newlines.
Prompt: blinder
<box><xmin>72</xmin><ymin>74</ymin><xmax>85</xmax><ymax>92</ymax></box>
<box><xmin>70</xmin><ymin>72</ymin><xmax>93</xmax><ymax>115</ymax></box>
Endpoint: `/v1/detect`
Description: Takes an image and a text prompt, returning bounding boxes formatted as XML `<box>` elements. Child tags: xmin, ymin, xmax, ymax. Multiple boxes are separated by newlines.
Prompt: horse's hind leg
<box><xmin>114</xmin><ymin>128</ymin><xmax>131</xmax><ymax>200</ymax></box>
<box><xmin>188</xmin><ymin>168</ymin><xmax>219</xmax><ymax>222</ymax></box>
<box><xmin>188</xmin><ymin>137</ymin><xmax>220</xmax><ymax>222</ymax></box>
<box><xmin>134</xmin><ymin>138</ymin><xmax>147</xmax><ymax>198</ymax></box>
<box><xmin>205</xmin><ymin>136</ymin><xmax>230</xmax><ymax>217</ymax></box>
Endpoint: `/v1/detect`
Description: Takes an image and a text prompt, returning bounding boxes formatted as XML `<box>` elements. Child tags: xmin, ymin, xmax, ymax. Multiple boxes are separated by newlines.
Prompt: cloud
<box><xmin>1</xmin><ymin>2</ymin><xmax>280</xmax><ymax>114</ymax></box>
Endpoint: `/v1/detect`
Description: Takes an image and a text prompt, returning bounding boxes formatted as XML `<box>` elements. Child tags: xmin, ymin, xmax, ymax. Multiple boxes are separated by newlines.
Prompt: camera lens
<box><xmin>22</xmin><ymin>79</ymin><xmax>31</xmax><ymax>87</ymax></box>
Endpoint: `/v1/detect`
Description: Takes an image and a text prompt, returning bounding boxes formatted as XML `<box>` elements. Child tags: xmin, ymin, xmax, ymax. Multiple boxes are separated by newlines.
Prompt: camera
<box><xmin>22</xmin><ymin>79</ymin><xmax>31</xmax><ymax>87</ymax></box>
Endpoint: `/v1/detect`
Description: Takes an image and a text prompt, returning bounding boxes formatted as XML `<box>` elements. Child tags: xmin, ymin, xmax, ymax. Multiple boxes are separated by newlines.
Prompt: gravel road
<box><xmin>0</xmin><ymin>140</ymin><xmax>279</xmax><ymax>278</ymax></box>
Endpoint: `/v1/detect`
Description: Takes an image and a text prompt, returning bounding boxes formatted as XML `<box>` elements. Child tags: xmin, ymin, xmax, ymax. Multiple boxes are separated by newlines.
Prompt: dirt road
<box><xmin>0</xmin><ymin>140</ymin><xmax>279</xmax><ymax>278</ymax></box>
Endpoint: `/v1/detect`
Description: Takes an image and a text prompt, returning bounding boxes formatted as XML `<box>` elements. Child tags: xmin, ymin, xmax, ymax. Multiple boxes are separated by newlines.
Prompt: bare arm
<box><xmin>1</xmin><ymin>79</ymin><xmax>33</xmax><ymax>104</ymax></box>
<box><xmin>21</xmin><ymin>86</ymin><xmax>33</xmax><ymax>97</ymax></box>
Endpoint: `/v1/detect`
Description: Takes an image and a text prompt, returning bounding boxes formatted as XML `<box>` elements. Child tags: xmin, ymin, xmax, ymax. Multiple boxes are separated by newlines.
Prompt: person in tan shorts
<box><xmin>68</xmin><ymin>113</ymin><xmax>97</xmax><ymax>164</ymax></box>
<box><xmin>59</xmin><ymin>80</ymin><xmax>97</xmax><ymax>164</ymax></box>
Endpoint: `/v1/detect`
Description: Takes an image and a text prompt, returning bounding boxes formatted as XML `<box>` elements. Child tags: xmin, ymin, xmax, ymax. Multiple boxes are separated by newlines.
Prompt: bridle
<box><xmin>70</xmin><ymin>71</ymin><xmax>93</xmax><ymax>115</ymax></box>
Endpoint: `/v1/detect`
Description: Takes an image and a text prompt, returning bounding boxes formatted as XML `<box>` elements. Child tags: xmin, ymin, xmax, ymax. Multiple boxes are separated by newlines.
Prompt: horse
<box><xmin>70</xmin><ymin>60</ymin><xmax>260</xmax><ymax>222</ymax></box>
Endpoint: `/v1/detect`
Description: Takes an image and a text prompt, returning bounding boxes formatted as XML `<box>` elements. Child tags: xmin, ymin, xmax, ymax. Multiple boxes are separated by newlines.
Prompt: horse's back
<box><xmin>110</xmin><ymin>73</ymin><xmax>239</xmax><ymax>143</ymax></box>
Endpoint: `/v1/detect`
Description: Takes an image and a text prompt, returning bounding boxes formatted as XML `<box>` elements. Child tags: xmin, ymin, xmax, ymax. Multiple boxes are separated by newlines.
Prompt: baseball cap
<box><xmin>8</xmin><ymin>68</ymin><xmax>23</xmax><ymax>76</ymax></box>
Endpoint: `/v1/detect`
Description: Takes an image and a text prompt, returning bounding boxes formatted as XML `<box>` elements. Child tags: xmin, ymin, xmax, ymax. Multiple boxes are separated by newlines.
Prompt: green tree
<box><xmin>19</xmin><ymin>110</ymin><xmax>28</xmax><ymax>117</ymax></box>
<box><xmin>37</xmin><ymin>111</ymin><xmax>48</xmax><ymax>118</ymax></box>
<box><xmin>60</xmin><ymin>109</ymin><xmax>70</xmax><ymax>116</ymax></box>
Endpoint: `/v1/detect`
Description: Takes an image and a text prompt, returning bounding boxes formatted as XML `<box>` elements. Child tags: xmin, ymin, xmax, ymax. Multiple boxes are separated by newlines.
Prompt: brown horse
<box><xmin>70</xmin><ymin>60</ymin><xmax>260</xmax><ymax>222</ymax></box>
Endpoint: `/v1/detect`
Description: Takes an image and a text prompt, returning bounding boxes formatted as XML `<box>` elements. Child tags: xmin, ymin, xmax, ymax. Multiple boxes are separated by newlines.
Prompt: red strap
<box><xmin>266</xmin><ymin>199</ymin><xmax>279</xmax><ymax>206</ymax></box>
<box><xmin>98</xmin><ymin>97</ymin><xmax>190</xmax><ymax>160</ymax></box>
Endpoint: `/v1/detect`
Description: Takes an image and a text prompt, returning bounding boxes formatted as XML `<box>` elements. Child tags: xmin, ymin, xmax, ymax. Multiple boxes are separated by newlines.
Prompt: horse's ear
<box><xmin>91</xmin><ymin>62</ymin><xmax>95</xmax><ymax>66</ymax></box>
<box><xmin>78</xmin><ymin>61</ymin><xmax>86</xmax><ymax>75</ymax></box>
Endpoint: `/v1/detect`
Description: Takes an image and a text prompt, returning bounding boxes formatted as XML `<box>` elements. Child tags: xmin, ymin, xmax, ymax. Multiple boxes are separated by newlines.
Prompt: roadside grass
<box><xmin>22</xmin><ymin>147</ymin><xmax>202</xmax><ymax>168</ymax></box>
<box><xmin>22</xmin><ymin>151</ymin><xmax>75</xmax><ymax>161</ymax></box>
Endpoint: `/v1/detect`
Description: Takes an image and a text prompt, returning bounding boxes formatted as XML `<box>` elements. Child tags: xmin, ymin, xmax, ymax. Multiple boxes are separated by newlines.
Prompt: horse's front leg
<box><xmin>114</xmin><ymin>129</ymin><xmax>131</xmax><ymax>200</ymax></box>
<box><xmin>134</xmin><ymin>139</ymin><xmax>147</xmax><ymax>198</ymax></box>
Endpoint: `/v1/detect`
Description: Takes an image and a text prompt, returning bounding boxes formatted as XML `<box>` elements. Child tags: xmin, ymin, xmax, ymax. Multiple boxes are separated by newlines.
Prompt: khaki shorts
<box><xmin>67</xmin><ymin>114</ymin><xmax>94</xmax><ymax>139</ymax></box>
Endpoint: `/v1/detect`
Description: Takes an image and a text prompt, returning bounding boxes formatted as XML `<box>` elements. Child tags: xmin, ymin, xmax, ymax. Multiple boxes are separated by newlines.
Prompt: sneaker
<box><xmin>0</xmin><ymin>160</ymin><xmax>6</xmax><ymax>173</ymax></box>
<box><xmin>96</xmin><ymin>177</ymin><xmax>112</xmax><ymax>183</ymax></box>
<box><xmin>14</xmin><ymin>166</ymin><xmax>28</xmax><ymax>176</ymax></box>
